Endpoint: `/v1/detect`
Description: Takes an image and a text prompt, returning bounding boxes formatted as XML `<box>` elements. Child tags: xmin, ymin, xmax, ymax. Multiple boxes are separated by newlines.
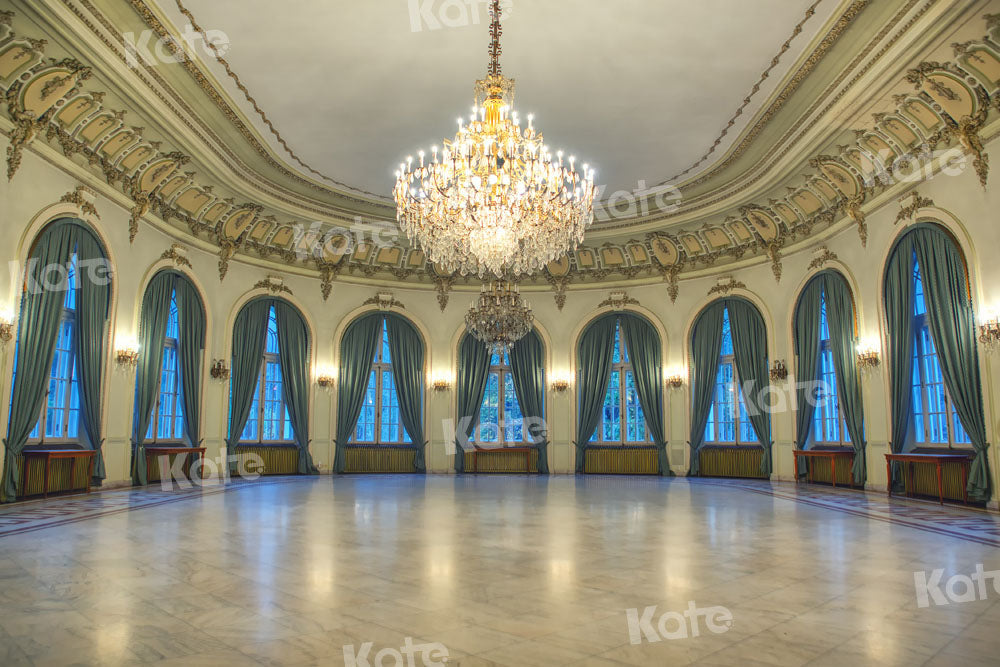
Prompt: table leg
<box><xmin>886</xmin><ymin>459</ymin><xmax>893</xmax><ymax>498</ymax></box>
<box><xmin>936</xmin><ymin>462</ymin><xmax>944</xmax><ymax>504</ymax></box>
<box><xmin>44</xmin><ymin>457</ymin><xmax>51</xmax><ymax>499</ymax></box>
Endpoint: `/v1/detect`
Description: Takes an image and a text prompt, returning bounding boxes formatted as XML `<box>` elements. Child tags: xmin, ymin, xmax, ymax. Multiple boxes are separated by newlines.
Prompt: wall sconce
<box><xmin>429</xmin><ymin>372</ymin><xmax>453</xmax><ymax>392</ymax></box>
<box><xmin>856</xmin><ymin>338</ymin><xmax>881</xmax><ymax>370</ymax></box>
<box><xmin>664</xmin><ymin>366</ymin><xmax>685</xmax><ymax>389</ymax></box>
<box><xmin>115</xmin><ymin>346</ymin><xmax>139</xmax><ymax>370</ymax></box>
<box><xmin>979</xmin><ymin>314</ymin><xmax>1000</xmax><ymax>348</ymax></box>
<box><xmin>316</xmin><ymin>375</ymin><xmax>335</xmax><ymax>389</ymax></box>
<box><xmin>769</xmin><ymin>359</ymin><xmax>788</xmax><ymax>382</ymax></box>
<box><xmin>210</xmin><ymin>359</ymin><xmax>230</xmax><ymax>380</ymax></box>
<box><xmin>0</xmin><ymin>311</ymin><xmax>14</xmax><ymax>345</ymax></box>
<box><xmin>550</xmin><ymin>378</ymin><xmax>570</xmax><ymax>393</ymax></box>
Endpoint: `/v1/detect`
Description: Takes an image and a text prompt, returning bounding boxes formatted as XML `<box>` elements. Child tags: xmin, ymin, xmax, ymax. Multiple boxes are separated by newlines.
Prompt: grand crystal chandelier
<box><xmin>465</xmin><ymin>281</ymin><xmax>533</xmax><ymax>352</ymax></box>
<box><xmin>392</xmin><ymin>0</ymin><xmax>596</xmax><ymax>279</ymax></box>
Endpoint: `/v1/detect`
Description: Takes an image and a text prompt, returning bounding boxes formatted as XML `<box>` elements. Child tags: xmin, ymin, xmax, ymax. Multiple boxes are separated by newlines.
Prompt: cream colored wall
<box><xmin>2</xmin><ymin>131</ymin><xmax>999</xmax><ymax>506</ymax></box>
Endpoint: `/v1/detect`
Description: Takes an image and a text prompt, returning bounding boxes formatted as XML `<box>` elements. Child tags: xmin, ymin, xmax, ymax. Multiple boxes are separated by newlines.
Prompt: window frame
<box><xmin>910</xmin><ymin>262</ymin><xmax>971</xmax><ymax>449</ymax></box>
<box><xmin>28</xmin><ymin>254</ymin><xmax>80</xmax><ymax>445</ymax></box>
<box><xmin>238</xmin><ymin>305</ymin><xmax>294</xmax><ymax>445</ymax></box>
<box><xmin>350</xmin><ymin>320</ymin><xmax>411</xmax><ymax>445</ymax></box>
<box><xmin>704</xmin><ymin>308</ymin><xmax>758</xmax><ymax>446</ymax></box>
<box><xmin>474</xmin><ymin>350</ymin><xmax>527</xmax><ymax>447</ymax></box>
<box><xmin>590</xmin><ymin>322</ymin><xmax>651</xmax><ymax>445</ymax></box>
<box><xmin>810</xmin><ymin>294</ymin><xmax>851</xmax><ymax>447</ymax></box>
<box><xmin>145</xmin><ymin>292</ymin><xmax>185</xmax><ymax>444</ymax></box>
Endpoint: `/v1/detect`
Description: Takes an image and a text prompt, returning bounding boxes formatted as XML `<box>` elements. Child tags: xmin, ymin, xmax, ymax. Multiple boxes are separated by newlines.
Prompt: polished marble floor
<box><xmin>0</xmin><ymin>475</ymin><xmax>997</xmax><ymax>666</ymax></box>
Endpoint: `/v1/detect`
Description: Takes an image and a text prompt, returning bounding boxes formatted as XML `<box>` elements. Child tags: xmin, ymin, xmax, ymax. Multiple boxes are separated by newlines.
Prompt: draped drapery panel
<box><xmin>454</xmin><ymin>333</ymin><xmax>491</xmax><ymax>473</ymax></box>
<box><xmin>385</xmin><ymin>313</ymin><xmax>427</xmax><ymax>473</ymax></box>
<box><xmin>334</xmin><ymin>312</ymin><xmax>384</xmax><ymax>473</ymax></box>
<box><xmin>507</xmin><ymin>328</ymin><xmax>548</xmax><ymax>474</ymax></box>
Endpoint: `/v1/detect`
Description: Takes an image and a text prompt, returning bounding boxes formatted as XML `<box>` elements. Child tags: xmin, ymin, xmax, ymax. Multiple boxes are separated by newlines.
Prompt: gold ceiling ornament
<box><xmin>393</xmin><ymin>0</ymin><xmax>596</xmax><ymax>279</ymax></box>
<box><xmin>807</xmin><ymin>246</ymin><xmax>838</xmax><ymax>271</ymax></box>
<box><xmin>363</xmin><ymin>291</ymin><xmax>405</xmax><ymax>311</ymax></box>
<box><xmin>708</xmin><ymin>276</ymin><xmax>746</xmax><ymax>297</ymax></box>
<box><xmin>894</xmin><ymin>191</ymin><xmax>934</xmax><ymax>225</ymax></box>
<box><xmin>253</xmin><ymin>275</ymin><xmax>292</xmax><ymax>295</ymax></box>
<box><xmin>465</xmin><ymin>281</ymin><xmax>533</xmax><ymax>353</ymax></box>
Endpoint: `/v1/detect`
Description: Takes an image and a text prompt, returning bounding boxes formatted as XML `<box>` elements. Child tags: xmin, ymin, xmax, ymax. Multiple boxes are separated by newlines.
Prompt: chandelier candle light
<box><xmin>393</xmin><ymin>0</ymin><xmax>596</xmax><ymax>277</ymax></box>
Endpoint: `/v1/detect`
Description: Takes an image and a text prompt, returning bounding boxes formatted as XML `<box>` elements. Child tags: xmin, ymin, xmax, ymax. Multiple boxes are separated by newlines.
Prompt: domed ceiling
<box><xmin>3</xmin><ymin>0</ymin><xmax>997</xmax><ymax>301</ymax></box>
<box><xmin>149</xmin><ymin>0</ymin><xmax>839</xmax><ymax>200</ymax></box>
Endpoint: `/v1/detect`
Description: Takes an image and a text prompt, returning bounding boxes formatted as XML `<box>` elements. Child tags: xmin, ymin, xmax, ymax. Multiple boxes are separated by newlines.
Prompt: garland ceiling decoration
<box><xmin>0</xmin><ymin>6</ymin><xmax>998</xmax><ymax>308</ymax></box>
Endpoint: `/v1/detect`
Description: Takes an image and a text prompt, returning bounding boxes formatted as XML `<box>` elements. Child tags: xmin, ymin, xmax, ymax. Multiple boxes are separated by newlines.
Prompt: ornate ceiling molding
<box><xmin>1</xmin><ymin>6</ymin><xmax>997</xmax><ymax>304</ymax></box>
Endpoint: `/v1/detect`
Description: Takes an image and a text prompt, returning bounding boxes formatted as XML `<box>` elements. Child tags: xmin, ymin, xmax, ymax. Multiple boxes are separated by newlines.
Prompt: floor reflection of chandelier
<box><xmin>392</xmin><ymin>0</ymin><xmax>596</xmax><ymax>279</ymax></box>
<box><xmin>465</xmin><ymin>281</ymin><xmax>533</xmax><ymax>353</ymax></box>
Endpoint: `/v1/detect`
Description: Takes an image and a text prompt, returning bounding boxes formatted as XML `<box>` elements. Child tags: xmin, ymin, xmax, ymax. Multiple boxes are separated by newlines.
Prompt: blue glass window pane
<box><xmin>720</xmin><ymin>308</ymin><xmax>734</xmax><ymax>356</ymax></box>
<box><xmin>265</xmin><ymin>306</ymin><xmax>279</xmax><ymax>355</ymax></box>
<box><xmin>503</xmin><ymin>373</ymin><xmax>523</xmax><ymax>442</ymax></box>
<box><xmin>381</xmin><ymin>321</ymin><xmax>391</xmax><ymax>364</ymax></box>
<box><xmin>479</xmin><ymin>372</ymin><xmax>500</xmax><ymax>443</ymax></box>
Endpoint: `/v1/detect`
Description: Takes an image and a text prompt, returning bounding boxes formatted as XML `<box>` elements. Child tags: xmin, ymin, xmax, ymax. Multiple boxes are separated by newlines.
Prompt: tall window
<box><xmin>812</xmin><ymin>293</ymin><xmax>851</xmax><ymax>445</ymax></box>
<box><xmin>240</xmin><ymin>305</ymin><xmax>293</xmax><ymax>443</ymax></box>
<box><xmin>590</xmin><ymin>321</ymin><xmax>649</xmax><ymax>444</ymax></box>
<box><xmin>27</xmin><ymin>253</ymin><xmax>81</xmax><ymax>442</ymax></box>
<box><xmin>476</xmin><ymin>349</ymin><xmax>525</xmax><ymax>445</ymax></box>
<box><xmin>705</xmin><ymin>307</ymin><xmax>758</xmax><ymax>444</ymax></box>
<box><xmin>911</xmin><ymin>258</ymin><xmax>970</xmax><ymax>446</ymax></box>
<box><xmin>353</xmin><ymin>319</ymin><xmax>411</xmax><ymax>444</ymax></box>
<box><xmin>145</xmin><ymin>291</ymin><xmax>185</xmax><ymax>442</ymax></box>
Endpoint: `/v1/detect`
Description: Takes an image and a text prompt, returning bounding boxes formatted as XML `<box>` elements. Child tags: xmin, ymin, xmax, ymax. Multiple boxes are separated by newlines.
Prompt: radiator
<box><xmin>699</xmin><ymin>446</ymin><xmax>768</xmax><ymax>479</ymax></box>
<box><xmin>146</xmin><ymin>453</ymin><xmax>199</xmax><ymax>482</ymax></box>
<box><xmin>584</xmin><ymin>446</ymin><xmax>658</xmax><ymax>474</ymax></box>
<box><xmin>803</xmin><ymin>457</ymin><xmax>854</xmax><ymax>486</ymax></box>
<box><xmin>344</xmin><ymin>445</ymin><xmax>417</xmax><ymax>473</ymax></box>
<box><xmin>232</xmin><ymin>445</ymin><xmax>299</xmax><ymax>476</ymax></box>
<box><xmin>902</xmin><ymin>461</ymin><xmax>969</xmax><ymax>502</ymax></box>
<box><xmin>464</xmin><ymin>448</ymin><xmax>539</xmax><ymax>473</ymax></box>
<box><xmin>15</xmin><ymin>456</ymin><xmax>90</xmax><ymax>497</ymax></box>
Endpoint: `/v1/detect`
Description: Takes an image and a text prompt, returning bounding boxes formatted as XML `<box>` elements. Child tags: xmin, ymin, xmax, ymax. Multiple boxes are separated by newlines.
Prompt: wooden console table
<box><xmin>21</xmin><ymin>449</ymin><xmax>96</xmax><ymax>498</ymax></box>
<box><xmin>884</xmin><ymin>452</ymin><xmax>971</xmax><ymax>505</ymax></box>
<box><xmin>145</xmin><ymin>446</ymin><xmax>206</xmax><ymax>482</ymax></box>
<box><xmin>472</xmin><ymin>445</ymin><xmax>533</xmax><ymax>473</ymax></box>
<box><xmin>793</xmin><ymin>449</ymin><xmax>855</xmax><ymax>488</ymax></box>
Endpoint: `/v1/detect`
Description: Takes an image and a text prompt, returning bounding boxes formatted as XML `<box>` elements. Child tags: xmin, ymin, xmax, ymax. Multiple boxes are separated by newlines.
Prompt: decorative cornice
<box><xmin>59</xmin><ymin>185</ymin><xmax>99</xmax><ymax>219</ymax></box>
<box><xmin>160</xmin><ymin>243</ymin><xmax>192</xmax><ymax>268</ymax></box>
<box><xmin>894</xmin><ymin>192</ymin><xmax>935</xmax><ymax>225</ymax></box>
<box><xmin>363</xmin><ymin>291</ymin><xmax>405</xmax><ymax>310</ymax></box>
<box><xmin>807</xmin><ymin>246</ymin><xmax>838</xmax><ymax>271</ymax></box>
<box><xmin>708</xmin><ymin>277</ymin><xmax>746</xmax><ymax>297</ymax></box>
<box><xmin>598</xmin><ymin>290</ymin><xmax>640</xmax><ymax>311</ymax></box>
<box><xmin>253</xmin><ymin>276</ymin><xmax>292</xmax><ymax>295</ymax></box>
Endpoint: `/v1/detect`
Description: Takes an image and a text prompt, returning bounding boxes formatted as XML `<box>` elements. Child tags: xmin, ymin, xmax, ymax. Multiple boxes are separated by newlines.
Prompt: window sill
<box><xmin>587</xmin><ymin>443</ymin><xmax>656</xmax><ymax>449</ymax></box>
<box><xmin>236</xmin><ymin>442</ymin><xmax>297</xmax><ymax>448</ymax></box>
<box><xmin>346</xmin><ymin>443</ymin><xmax>415</xmax><ymax>449</ymax></box>
<box><xmin>702</xmin><ymin>443</ymin><xmax>763</xmax><ymax>450</ymax></box>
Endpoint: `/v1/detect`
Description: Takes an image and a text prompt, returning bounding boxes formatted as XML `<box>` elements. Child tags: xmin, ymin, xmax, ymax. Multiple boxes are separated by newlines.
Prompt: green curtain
<box><xmin>131</xmin><ymin>271</ymin><xmax>175</xmax><ymax>485</ymax></box>
<box><xmin>618</xmin><ymin>314</ymin><xmax>668</xmax><ymax>475</ymax></box>
<box><xmin>226</xmin><ymin>299</ymin><xmax>272</xmax><ymax>472</ymax></box>
<box><xmin>792</xmin><ymin>278</ymin><xmax>823</xmax><ymax>477</ymax></box>
<box><xmin>386</xmin><ymin>314</ymin><xmax>427</xmax><ymax>472</ymax></box>
<box><xmin>574</xmin><ymin>315</ymin><xmax>618</xmax><ymax>472</ymax></box>
<box><xmin>911</xmin><ymin>227</ymin><xmax>990</xmax><ymax>502</ymax></box>
<box><xmin>883</xmin><ymin>236</ymin><xmax>915</xmax><ymax>490</ymax></box>
<box><xmin>822</xmin><ymin>272</ymin><xmax>867</xmax><ymax>485</ymax></box>
<box><xmin>175</xmin><ymin>277</ymin><xmax>206</xmax><ymax>475</ymax></box>
<box><xmin>274</xmin><ymin>301</ymin><xmax>318</xmax><ymax>475</ymax></box>
<box><xmin>333</xmin><ymin>313</ymin><xmax>382</xmax><ymax>473</ymax></box>
<box><xmin>508</xmin><ymin>328</ymin><xmax>548</xmax><ymax>474</ymax></box>
<box><xmin>454</xmin><ymin>333</ymin><xmax>491</xmax><ymax>473</ymax></box>
<box><xmin>727</xmin><ymin>298</ymin><xmax>773</xmax><ymax>476</ymax></box>
<box><xmin>688</xmin><ymin>302</ymin><xmax>726</xmax><ymax>476</ymax></box>
<box><xmin>73</xmin><ymin>228</ymin><xmax>111</xmax><ymax>485</ymax></box>
<box><xmin>2</xmin><ymin>221</ymin><xmax>78</xmax><ymax>501</ymax></box>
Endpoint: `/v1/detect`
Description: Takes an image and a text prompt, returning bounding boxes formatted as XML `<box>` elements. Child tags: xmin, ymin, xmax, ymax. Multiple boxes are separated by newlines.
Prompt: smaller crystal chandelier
<box><xmin>465</xmin><ymin>281</ymin><xmax>533</xmax><ymax>351</ymax></box>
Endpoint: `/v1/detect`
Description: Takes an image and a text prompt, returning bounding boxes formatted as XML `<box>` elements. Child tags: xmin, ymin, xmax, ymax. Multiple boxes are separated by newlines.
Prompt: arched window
<box><xmin>477</xmin><ymin>349</ymin><xmax>525</xmax><ymax>444</ymax></box>
<box><xmin>353</xmin><ymin>319</ymin><xmax>411</xmax><ymax>444</ymax></box>
<box><xmin>240</xmin><ymin>305</ymin><xmax>293</xmax><ymax>443</ymax></box>
<box><xmin>812</xmin><ymin>294</ymin><xmax>850</xmax><ymax>445</ymax></box>
<box><xmin>704</xmin><ymin>307</ymin><xmax>758</xmax><ymax>445</ymax></box>
<box><xmin>145</xmin><ymin>292</ymin><xmax>184</xmax><ymax>442</ymax></box>
<box><xmin>590</xmin><ymin>320</ymin><xmax>649</xmax><ymax>444</ymax></box>
<box><xmin>912</xmin><ymin>258</ymin><xmax>970</xmax><ymax>446</ymax></box>
<box><xmin>27</xmin><ymin>253</ymin><xmax>80</xmax><ymax>441</ymax></box>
